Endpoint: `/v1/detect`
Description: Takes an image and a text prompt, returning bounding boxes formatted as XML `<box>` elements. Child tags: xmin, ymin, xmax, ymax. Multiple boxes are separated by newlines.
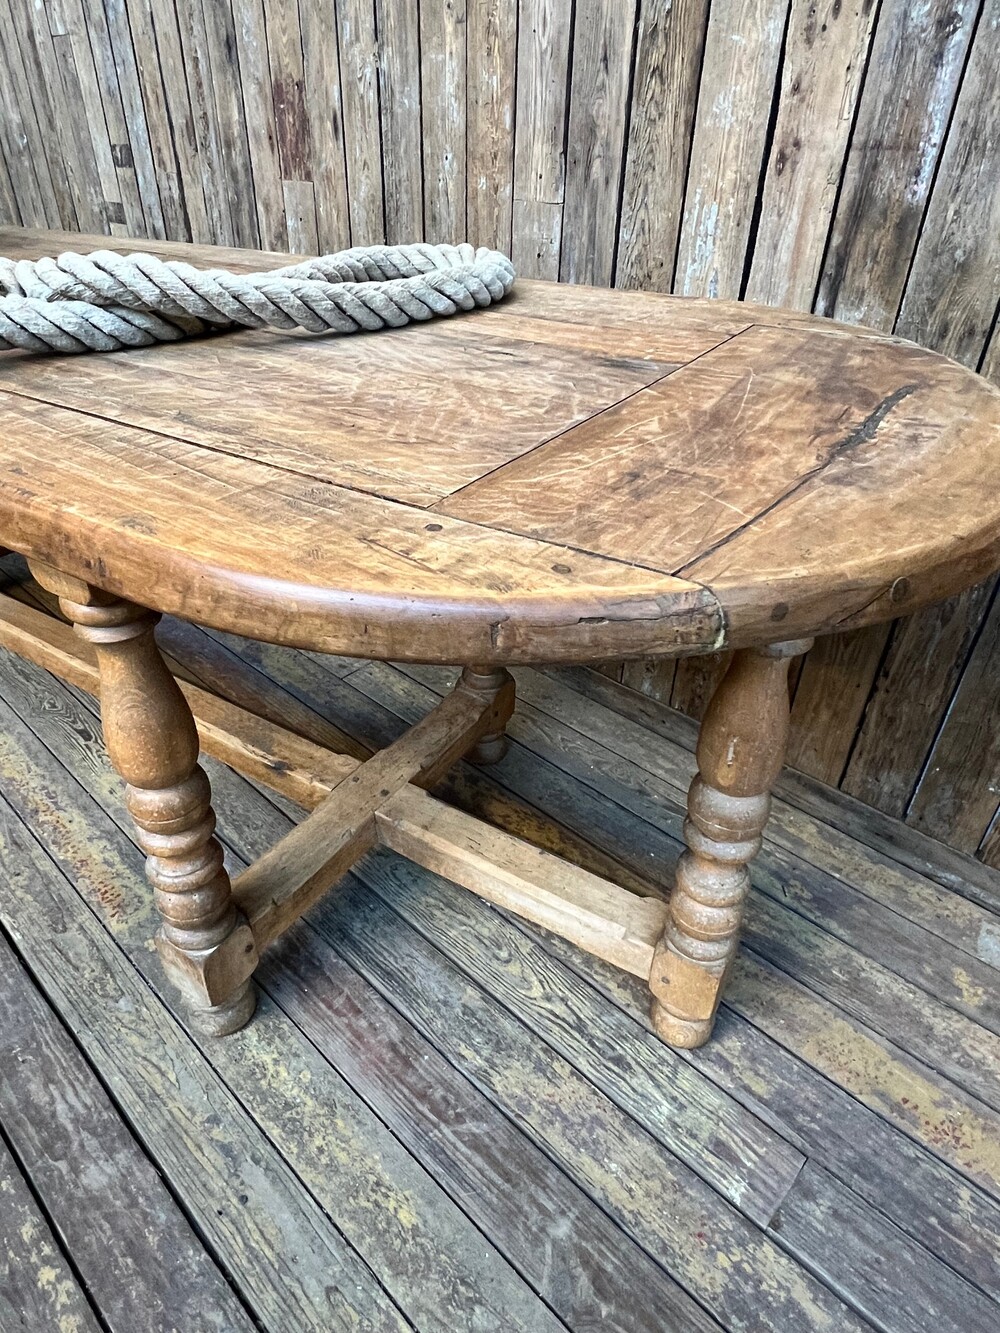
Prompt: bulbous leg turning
<box><xmin>29</xmin><ymin>561</ymin><xmax>259</xmax><ymax>1035</ymax></box>
<box><xmin>650</xmin><ymin>639</ymin><xmax>812</xmax><ymax>1048</ymax></box>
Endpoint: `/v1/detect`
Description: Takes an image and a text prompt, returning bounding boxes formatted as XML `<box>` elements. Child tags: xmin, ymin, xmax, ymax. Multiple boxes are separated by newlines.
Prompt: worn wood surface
<box><xmin>2</xmin><ymin>229</ymin><xmax>998</xmax><ymax>676</ymax></box>
<box><xmin>1</xmin><ymin>558</ymin><xmax>998</xmax><ymax>1330</ymax></box>
<box><xmin>6</xmin><ymin>0</ymin><xmax>995</xmax><ymax>862</ymax></box>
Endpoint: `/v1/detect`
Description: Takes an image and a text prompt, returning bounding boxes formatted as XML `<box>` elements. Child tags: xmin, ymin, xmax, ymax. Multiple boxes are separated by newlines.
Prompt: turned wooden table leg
<box><xmin>458</xmin><ymin>666</ymin><xmax>514</xmax><ymax>764</ymax></box>
<box><xmin>29</xmin><ymin>562</ymin><xmax>259</xmax><ymax>1036</ymax></box>
<box><xmin>649</xmin><ymin>638</ymin><xmax>812</xmax><ymax>1049</ymax></box>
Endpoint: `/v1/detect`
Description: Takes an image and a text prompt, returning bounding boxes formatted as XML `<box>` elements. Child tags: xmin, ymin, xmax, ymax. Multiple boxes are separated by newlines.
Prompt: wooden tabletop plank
<box><xmin>442</xmin><ymin>321</ymin><xmax>1000</xmax><ymax>642</ymax></box>
<box><xmin>2</xmin><ymin>227</ymin><xmax>999</xmax><ymax>660</ymax></box>
<box><xmin>441</xmin><ymin>320</ymin><xmax>991</xmax><ymax>563</ymax></box>
<box><xmin>0</xmin><ymin>323</ymin><xmax>677</xmax><ymax>507</ymax></box>
<box><xmin>0</xmin><ymin>391</ymin><xmax>722</xmax><ymax>661</ymax></box>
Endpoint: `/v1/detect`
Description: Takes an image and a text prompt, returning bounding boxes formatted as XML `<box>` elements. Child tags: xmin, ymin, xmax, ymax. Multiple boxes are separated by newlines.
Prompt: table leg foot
<box><xmin>650</xmin><ymin>1003</ymin><xmax>713</xmax><ymax>1049</ymax></box>
<box><xmin>648</xmin><ymin>639</ymin><xmax>811</xmax><ymax>1048</ymax></box>
<box><xmin>459</xmin><ymin>666</ymin><xmax>513</xmax><ymax>765</ymax></box>
<box><xmin>188</xmin><ymin>979</ymin><xmax>258</xmax><ymax>1037</ymax></box>
<box><xmin>29</xmin><ymin>561</ymin><xmax>260</xmax><ymax>1035</ymax></box>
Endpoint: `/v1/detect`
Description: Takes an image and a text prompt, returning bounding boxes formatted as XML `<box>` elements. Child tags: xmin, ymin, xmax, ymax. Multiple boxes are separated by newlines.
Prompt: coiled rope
<box><xmin>0</xmin><ymin>242</ymin><xmax>516</xmax><ymax>355</ymax></box>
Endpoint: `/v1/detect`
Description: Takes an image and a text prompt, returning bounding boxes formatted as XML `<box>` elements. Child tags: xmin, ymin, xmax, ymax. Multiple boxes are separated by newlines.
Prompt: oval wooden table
<box><xmin>2</xmin><ymin>230</ymin><xmax>999</xmax><ymax>1048</ymax></box>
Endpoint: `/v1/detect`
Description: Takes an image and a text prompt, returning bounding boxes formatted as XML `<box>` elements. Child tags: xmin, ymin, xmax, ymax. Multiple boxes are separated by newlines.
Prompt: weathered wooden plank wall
<box><xmin>1</xmin><ymin>0</ymin><xmax>998</xmax><ymax>866</ymax></box>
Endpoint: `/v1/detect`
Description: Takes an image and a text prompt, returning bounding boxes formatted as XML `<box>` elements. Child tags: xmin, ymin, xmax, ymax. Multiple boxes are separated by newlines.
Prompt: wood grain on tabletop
<box><xmin>1</xmin><ymin>228</ymin><xmax>998</xmax><ymax>668</ymax></box>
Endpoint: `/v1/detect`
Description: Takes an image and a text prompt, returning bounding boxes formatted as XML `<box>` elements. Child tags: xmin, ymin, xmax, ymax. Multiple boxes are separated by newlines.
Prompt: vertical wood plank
<box><xmin>616</xmin><ymin>0</ymin><xmax>710</xmax><ymax>291</ymax></box>
<box><xmin>100</xmin><ymin>0</ymin><xmax>167</xmax><ymax>239</ymax></box>
<box><xmin>263</xmin><ymin>0</ymin><xmax>318</xmax><ymax>251</ymax></box>
<box><xmin>194</xmin><ymin>0</ymin><xmax>261</xmax><ymax>249</ymax></box>
<box><xmin>283</xmin><ymin>179</ymin><xmax>319</xmax><ymax>254</ymax></box>
<box><xmin>336</xmin><ymin>0</ymin><xmax>386</xmax><ymax>245</ymax></box>
<box><xmin>745</xmin><ymin>0</ymin><xmax>878</xmax><ymax>309</ymax></box>
<box><xmin>670</xmin><ymin>651</ymin><xmax>732</xmax><ymax>720</ymax></box>
<box><xmin>70</xmin><ymin>0</ymin><xmax>149</xmax><ymax>236</ymax></box>
<box><xmin>140</xmin><ymin>0</ymin><xmax>215</xmax><ymax>240</ymax></box>
<box><xmin>784</xmin><ymin>625</ymin><xmax>888</xmax><ymax>786</ymax></box>
<box><xmin>376</xmin><ymin>0</ymin><xmax>424</xmax><ymax>242</ymax></box>
<box><xmin>173</xmin><ymin>0</ymin><xmax>238</xmax><ymax>244</ymax></box>
<box><xmin>0</xmin><ymin>0</ymin><xmax>63</xmax><ymax>228</ymax></box>
<box><xmin>895</xmin><ymin>2</ymin><xmax>1000</xmax><ymax>365</ymax></box>
<box><xmin>0</xmin><ymin>140</ymin><xmax>20</xmax><ymax>227</ymax></box>
<box><xmin>231</xmin><ymin>0</ymin><xmax>288</xmax><ymax>250</ymax></box>
<box><xmin>621</xmin><ymin>658</ymin><xmax>676</xmax><ymax>699</ymax></box>
<box><xmin>674</xmin><ymin>0</ymin><xmax>788</xmax><ymax>297</ymax></box>
<box><xmin>3</xmin><ymin>0</ymin><xmax>78</xmax><ymax>228</ymax></box>
<box><xmin>421</xmin><ymin>0</ymin><xmax>468</xmax><ymax>241</ymax></box>
<box><xmin>299</xmin><ymin>0</ymin><xmax>352</xmax><ymax>252</ymax></box>
<box><xmin>817</xmin><ymin>0</ymin><xmax>977</xmax><ymax>328</ymax></box>
<box><xmin>511</xmin><ymin>0</ymin><xmax>574</xmax><ymax>278</ymax></box>
<box><xmin>560</xmin><ymin>0</ymin><xmax>637</xmax><ymax>286</ymax></box>
<box><xmin>907</xmin><ymin>584</ymin><xmax>1000</xmax><ymax>852</ymax></box>
<box><xmin>841</xmin><ymin>580</ymin><xmax>998</xmax><ymax>816</ymax></box>
<box><xmin>12</xmin><ymin>0</ymin><xmax>107</xmax><ymax>232</ymax></box>
<box><xmin>117</xmin><ymin>0</ymin><xmax>191</xmax><ymax>237</ymax></box>
<box><xmin>467</xmin><ymin>0</ymin><xmax>517</xmax><ymax>251</ymax></box>
<box><xmin>48</xmin><ymin>15</ymin><xmax>130</xmax><ymax>235</ymax></box>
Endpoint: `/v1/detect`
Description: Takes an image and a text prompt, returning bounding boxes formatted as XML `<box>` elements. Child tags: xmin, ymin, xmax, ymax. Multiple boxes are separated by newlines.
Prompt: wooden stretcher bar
<box><xmin>0</xmin><ymin>586</ymin><xmax>665</xmax><ymax>981</ymax></box>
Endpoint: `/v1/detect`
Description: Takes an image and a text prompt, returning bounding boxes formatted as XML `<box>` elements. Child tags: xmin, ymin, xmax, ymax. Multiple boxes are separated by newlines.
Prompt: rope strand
<box><xmin>0</xmin><ymin>243</ymin><xmax>516</xmax><ymax>354</ymax></box>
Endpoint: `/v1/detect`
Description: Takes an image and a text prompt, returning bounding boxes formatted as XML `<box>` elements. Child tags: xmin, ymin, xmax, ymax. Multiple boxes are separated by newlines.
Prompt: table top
<box><xmin>1</xmin><ymin>228</ymin><xmax>999</xmax><ymax>665</ymax></box>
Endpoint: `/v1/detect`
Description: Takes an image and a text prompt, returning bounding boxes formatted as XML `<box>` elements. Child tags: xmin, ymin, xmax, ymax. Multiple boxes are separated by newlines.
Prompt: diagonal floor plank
<box><xmin>1</xmin><ymin>595</ymin><xmax>999</xmax><ymax>1333</ymax></box>
<box><xmin>0</xmin><ymin>930</ymin><xmax>258</xmax><ymax>1333</ymax></box>
<box><xmin>0</xmin><ymin>1131</ymin><xmax>103</xmax><ymax>1333</ymax></box>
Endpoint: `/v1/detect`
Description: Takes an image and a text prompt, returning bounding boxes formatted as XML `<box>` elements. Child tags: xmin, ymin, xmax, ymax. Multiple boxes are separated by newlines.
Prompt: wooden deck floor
<box><xmin>1</xmin><ymin>561</ymin><xmax>999</xmax><ymax>1333</ymax></box>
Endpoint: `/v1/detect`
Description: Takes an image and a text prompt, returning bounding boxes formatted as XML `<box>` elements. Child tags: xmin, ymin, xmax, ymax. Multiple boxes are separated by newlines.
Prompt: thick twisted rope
<box><xmin>0</xmin><ymin>242</ymin><xmax>516</xmax><ymax>354</ymax></box>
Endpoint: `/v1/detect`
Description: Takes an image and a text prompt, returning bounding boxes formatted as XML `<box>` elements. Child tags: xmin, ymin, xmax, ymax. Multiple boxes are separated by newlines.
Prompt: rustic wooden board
<box><xmin>785</xmin><ymin>625</ymin><xmax>890</xmax><ymax>785</ymax></box>
<box><xmin>768</xmin><ymin>1160</ymin><xmax>999</xmax><ymax>1333</ymax></box>
<box><xmin>335</xmin><ymin>0</ymin><xmax>385</xmax><ymax>246</ymax></box>
<box><xmin>316</xmin><ymin>873</ymin><xmax>871</xmax><ymax>1333</ymax></box>
<box><xmin>894</xmin><ymin>4</ymin><xmax>1000</xmax><ymax>369</ymax></box>
<box><xmin>264</xmin><ymin>917</ymin><xmax>725</xmax><ymax>1333</ymax></box>
<box><xmin>520</xmin><ymin>905</ymin><xmax>1000</xmax><ymax>1306</ymax></box>
<box><xmin>839</xmin><ymin>580</ymin><xmax>998</xmax><ymax>816</ymax></box>
<box><xmin>816</xmin><ymin>0</ymin><xmax>977</xmax><ymax>328</ymax></box>
<box><xmin>0</xmin><ymin>1131</ymin><xmax>103</xmax><ymax>1333</ymax></box>
<box><xmin>511</xmin><ymin>0</ymin><xmax>573</xmax><ymax>278</ymax></box>
<box><xmin>907</xmin><ymin>586</ymin><xmax>1000</xmax><ymax>850</ymax></box>
<box><xmin>420</xmin><ymin>0</ymin><xmax>467</xmax><ymax>241</ymax></box>
<box><xmin>559</xmin><ymin>0</ymin><xmax>637</xmax><ymax>286</ymax></box>
<box><xmin>673</xmin><ymin>0</ymin><xmax>788</xmax><ymax>297</ymax></box>
<box><xmin>616</xmin><ymin>0</ymin><xmax>709</xmax><ymax>291</ymax></box>
<box><xmin>283</xmin><ymin>862</ymin><xmax>1000</xmax><ymax>1330</ymax></box>
<box><xmin>745</xmin><ymin>0</ymin><xmax>877</xmax><ymax>310</ymax></box>
<box><xmin>375</xmin><ymin>0</ymin><xmax>423</xmax><ymax>242</ymax></box>
<box><xmin>0</xmin><ymin>663</ymin><xmax>569</xmax><ymax>1333</ymax></box>
<box><xmin>467</xmin><ymin>0</ymin><xmax>517</xmax><ymax>253</ymax></box>
<box><xmin>0</xmin><ymin>792</ymin><xmax>408</xmax><ymax>1332</ymax></box>
<box><xmin>0</xmin><ymin>929</ymin><xmax>257</xmax><ymax>1332</ymax></box>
